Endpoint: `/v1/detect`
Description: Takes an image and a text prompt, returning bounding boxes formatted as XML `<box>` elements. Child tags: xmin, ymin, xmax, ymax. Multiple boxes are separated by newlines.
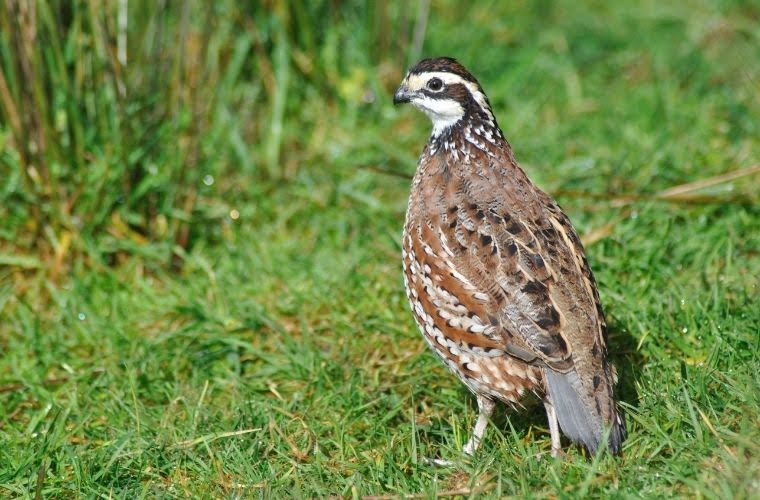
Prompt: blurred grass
<box><xmin>1</xmin><ymin>0</ymin><xmax>759</xmax><ymax>497</ymax></box>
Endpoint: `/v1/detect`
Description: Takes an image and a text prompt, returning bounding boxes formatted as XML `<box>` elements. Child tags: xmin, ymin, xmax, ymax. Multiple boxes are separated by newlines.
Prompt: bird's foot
<box><xmin>423</xmin><ymin>456</ymin><xmax>459</xmax><ymax>467</ymax></box>
<box><xmin>462</xmin><ymin>437</ymin><xmax>479</xmax><ymax>456</ymax></box>
<box><xmin>423</xmin><ymin>447</ymin><xmax>474</xmax><ymax>467</ymax></box>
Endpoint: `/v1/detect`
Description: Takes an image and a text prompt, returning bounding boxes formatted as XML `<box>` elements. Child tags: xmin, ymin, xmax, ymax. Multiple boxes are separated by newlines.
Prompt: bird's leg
<box><xmin>543</xmin><ymin>399</ymin><xmax>562</xmax><ymax>457</ymax></box>
<box><xmin>462</xmin><ymin>395</ymin><xmax>495</xmax><ymax>456</ymax></box>
<box><xmin>425</xmin><ymin>395</ymin><xmax>495</xmax><ymax>467</ymax></box>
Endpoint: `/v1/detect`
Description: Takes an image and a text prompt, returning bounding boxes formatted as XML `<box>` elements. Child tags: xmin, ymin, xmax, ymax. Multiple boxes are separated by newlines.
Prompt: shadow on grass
<box><xmin>607</xmin><ymin>317</ymin><xmax>646</xmax><ymax>415</ymax></box>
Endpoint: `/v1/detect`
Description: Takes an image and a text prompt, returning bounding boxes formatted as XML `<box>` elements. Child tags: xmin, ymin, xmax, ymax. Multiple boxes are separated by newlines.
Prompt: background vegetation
<box><xmin>1</xmin><ymin>0</ymin><xmax>758</xmax><ymax>497</ymax></box>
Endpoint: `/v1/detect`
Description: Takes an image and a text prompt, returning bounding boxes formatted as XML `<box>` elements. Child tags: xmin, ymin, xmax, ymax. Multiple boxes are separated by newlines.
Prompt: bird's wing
<box><xmin>413</xmin><ymin>162</ymin><xmax>607</xmax><ymax>373</ymax></box>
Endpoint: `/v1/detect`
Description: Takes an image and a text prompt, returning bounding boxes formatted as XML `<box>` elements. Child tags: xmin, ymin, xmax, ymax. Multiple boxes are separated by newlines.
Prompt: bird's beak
<box><xmin>393</xmin><ymin>84</ymin><xmax>412</xmax><ymax>105</ymax></box>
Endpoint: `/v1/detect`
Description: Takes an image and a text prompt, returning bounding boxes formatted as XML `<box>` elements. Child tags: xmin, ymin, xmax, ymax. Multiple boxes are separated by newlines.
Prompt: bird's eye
<box><xmin>427</xmin><ymin>77</ymin><xmax>443</xmax><ymax>91</ymax></box>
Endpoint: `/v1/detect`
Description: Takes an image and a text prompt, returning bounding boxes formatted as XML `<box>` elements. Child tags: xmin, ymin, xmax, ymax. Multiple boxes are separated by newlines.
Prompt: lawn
<box><xmin>1</xmin><ymin>1</ymin><xmax>759</xmax><ymax>497</ymax></box>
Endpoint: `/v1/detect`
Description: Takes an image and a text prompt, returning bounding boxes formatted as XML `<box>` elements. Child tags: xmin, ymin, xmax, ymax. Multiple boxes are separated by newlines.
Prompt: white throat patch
<box><xmin>411</xmin><ymin>95</ymin><xmax>464</xmax><ymax>136</ymax></box>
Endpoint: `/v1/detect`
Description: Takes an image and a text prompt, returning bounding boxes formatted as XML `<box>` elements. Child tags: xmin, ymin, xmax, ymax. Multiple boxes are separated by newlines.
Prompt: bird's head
<box><xmin>394</xmin><ymin>57</ymin><xmax>496</xmax><ymax>138</ymax></box>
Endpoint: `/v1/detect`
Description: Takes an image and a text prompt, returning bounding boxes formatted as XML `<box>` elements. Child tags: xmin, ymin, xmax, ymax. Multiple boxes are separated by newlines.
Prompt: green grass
<box><xmin>2</xmin><ymin>0</ymin><xmax>759</xmax><ymax>497</ymax></box>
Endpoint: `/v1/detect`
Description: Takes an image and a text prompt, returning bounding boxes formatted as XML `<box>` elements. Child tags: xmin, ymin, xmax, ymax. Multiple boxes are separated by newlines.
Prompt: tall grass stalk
<box><xmin>0</xmin><ymin>1</ymin><xmax>416</xmax><ymax>275</ymax></box>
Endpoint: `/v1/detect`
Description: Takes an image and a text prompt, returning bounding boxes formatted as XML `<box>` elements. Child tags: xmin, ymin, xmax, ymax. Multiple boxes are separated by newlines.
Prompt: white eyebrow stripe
<box><xmin>406</xmin><ymin>71</ymin><xmax>473</xmax><ymax>89</ymax></box>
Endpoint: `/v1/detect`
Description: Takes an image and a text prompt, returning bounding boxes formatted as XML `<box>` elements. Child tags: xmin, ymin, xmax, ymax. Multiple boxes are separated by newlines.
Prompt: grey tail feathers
<box><xmin>544</xmin><ymin>369</ymin><xmax>626</xmax><ymax>455</ymax></box>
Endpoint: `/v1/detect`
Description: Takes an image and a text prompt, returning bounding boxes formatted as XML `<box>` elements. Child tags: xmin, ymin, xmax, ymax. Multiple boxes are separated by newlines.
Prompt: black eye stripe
<box><xmin>420</xmin><ymin>91</ymin><xmax>450</xmax><ymax>100</ymax></box>
<box><xmin>420</xmin><ymin>82</ymin><xmax>469</xmax><ymax>99</ymax></box>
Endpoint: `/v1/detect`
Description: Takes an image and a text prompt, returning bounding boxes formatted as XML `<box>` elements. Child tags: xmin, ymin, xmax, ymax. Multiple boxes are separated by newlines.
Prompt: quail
<box><xmin>394</xmin><ymin>57</ymin><xmax>626</xmax><ymax>459</ymax></box>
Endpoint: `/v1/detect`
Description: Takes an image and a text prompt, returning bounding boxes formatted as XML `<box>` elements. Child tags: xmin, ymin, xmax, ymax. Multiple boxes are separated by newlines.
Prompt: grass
<box><xmin>1</xmin><ymin>0</ymin><xmax>759</xmax><ymax>497</ymax></box>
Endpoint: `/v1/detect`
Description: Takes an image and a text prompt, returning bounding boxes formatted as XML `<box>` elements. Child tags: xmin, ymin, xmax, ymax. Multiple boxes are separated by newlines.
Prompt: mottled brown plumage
<box><xmin>394</xmin><ymin>57</ymin><xmax>625</xmax><ymax>459</ymax></box>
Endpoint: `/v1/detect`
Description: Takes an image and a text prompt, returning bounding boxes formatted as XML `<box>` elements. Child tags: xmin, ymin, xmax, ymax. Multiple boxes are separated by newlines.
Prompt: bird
<box><xmin>393</xmin><ymin>57</ymin><xmax>626</xmax><ymax>460</ymax></box>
